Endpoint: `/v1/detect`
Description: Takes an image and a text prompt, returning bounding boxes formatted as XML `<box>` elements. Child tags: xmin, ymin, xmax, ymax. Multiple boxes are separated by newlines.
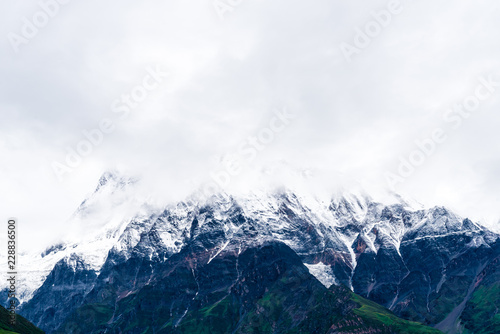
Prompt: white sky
<box><xmin>1</xmin><ymin>0</ymin><xmax>500</xmax><ymax>251</ymax></box>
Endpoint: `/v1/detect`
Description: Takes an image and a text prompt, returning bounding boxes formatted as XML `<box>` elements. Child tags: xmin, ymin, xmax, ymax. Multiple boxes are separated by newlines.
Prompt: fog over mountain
<box><xmin>4</xmin><ymin>170</ymin><xmax>498</xmax><ymax>333</ymax></box>
<box><xmin>1</xmin><ymin>0</ymin><xmax>500</xmax><ymax>252</ymax></box>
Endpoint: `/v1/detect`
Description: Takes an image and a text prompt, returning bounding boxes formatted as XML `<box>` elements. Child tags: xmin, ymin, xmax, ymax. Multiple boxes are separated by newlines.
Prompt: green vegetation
<box><xmin>461</xmin><ymin>283</ymin><xmax>500</xmax><ymax>334</ymax></box>
<box><xmin>429</xmin><ymin>276</ymin><xmax>471</xmax><ymax>324</ymax></box>
<box><xmin>166</xmin><ymin>296</ymin><xmax>241</xmax><ymax>334</ymax></box>
<box><xmin>57</xmin><ymin>303</ymin><xmax>113</xmax><ymax>333</ymax></box>
<box><xmin>0</xmin><ymin>305</ymin><xmax>44</xmax><ymax>334</ymax></box>
<box><xmin>351</xmin><ymin>294</ymin><xmax>442</xmax><ymax>334</ymax></box>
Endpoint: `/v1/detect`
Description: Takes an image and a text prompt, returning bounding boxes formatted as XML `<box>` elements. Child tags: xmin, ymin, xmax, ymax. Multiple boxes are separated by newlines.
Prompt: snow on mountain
<box><xmin>5</xmin><ymin>171</ymin><xmax>497</xmax><ymax>308</ymax></box>
<box><xmin>305</xmin><ymin>262</ymin><xmax>338</xmax><ymax>288</ymax></box>
<box><xmin>1</xmin><ymin>171</ymin><xmax>155</xmax><ymax>304</ymax></box>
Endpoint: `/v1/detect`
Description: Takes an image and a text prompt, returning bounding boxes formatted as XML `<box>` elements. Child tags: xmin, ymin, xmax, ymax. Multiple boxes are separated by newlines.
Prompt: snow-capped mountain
<box><xmin>1</xmin><ymin>171</ymin><xmax>151</xmax><ymax>305</ymax></box>
<box><xmin>8</xmin><ymin>172</ymin><xmax>500</xmax><ymax>333</ymax></box>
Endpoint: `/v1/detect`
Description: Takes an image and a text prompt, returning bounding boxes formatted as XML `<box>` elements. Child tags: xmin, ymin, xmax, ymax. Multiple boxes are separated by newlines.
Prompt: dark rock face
<box><xmin>20</xmin><ymin>253</ymin><xmax>98</xmax><ymax>332</ymax></box>
<box><xmin>452</xmin><ymin>243</ymin><xmax>500</xmax><ymax>334</ymax></box>
<box><xmin>15</xmin><ymin>180</ymin><xmax>500</xmax><ymax>333</ymax></box>
<box><xmin>341</xmin><ymin>205</ymin><xmax>500</xmax><ymax>332</ymax></box>
<box><xmin>348</xmin><ymin>214</ymin><xmax>500</xmax><ymax>329</ymax></box>
<box><xmin>55</xmin><ymin>242</ymin><xmax>440</xmax><ymax>334</ymax></box>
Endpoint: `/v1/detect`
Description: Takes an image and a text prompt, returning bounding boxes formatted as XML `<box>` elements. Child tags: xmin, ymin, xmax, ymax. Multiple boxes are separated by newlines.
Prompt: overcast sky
<box><xmin>1</xmin><ymin>0</ymin><xmax>500</xmax><ymax>251</ymax></box>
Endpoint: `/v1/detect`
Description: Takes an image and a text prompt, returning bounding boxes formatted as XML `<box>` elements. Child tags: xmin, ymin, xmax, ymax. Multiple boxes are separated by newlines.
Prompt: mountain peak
<box><xmin>96</xmin><ymin>170</ymin><xmax>137</xmax><ymax>192</ymax></box>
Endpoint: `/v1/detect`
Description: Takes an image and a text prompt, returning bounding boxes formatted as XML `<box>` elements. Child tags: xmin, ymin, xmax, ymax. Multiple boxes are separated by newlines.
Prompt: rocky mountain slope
<box><xmin>57</xmin><ymin>241</ymin><xmax>441</xmax><ymax>333</ymax></box>
<box><xmin>6</xmin><ymin>172</ymin><xmax>499</xmax><ymax>333</ymax></box>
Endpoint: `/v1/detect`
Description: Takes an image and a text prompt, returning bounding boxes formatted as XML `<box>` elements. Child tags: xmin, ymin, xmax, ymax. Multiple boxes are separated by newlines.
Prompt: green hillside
<box><xmin>0</xmin><ymin>305</ymin><xmax>44</xmax><ymax>334</ymax></box>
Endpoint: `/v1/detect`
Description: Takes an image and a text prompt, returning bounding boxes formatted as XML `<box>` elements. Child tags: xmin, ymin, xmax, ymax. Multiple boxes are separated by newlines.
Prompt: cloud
<box><xmin>1</xmin><ymin>0</ymin><xmax>500</xmax><ymax>250</ymax></box>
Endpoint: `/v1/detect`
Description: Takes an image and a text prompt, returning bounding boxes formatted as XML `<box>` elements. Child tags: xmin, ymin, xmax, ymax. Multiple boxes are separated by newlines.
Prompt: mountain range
<box><xmin>3</xmin><ymin>171</ymin><xmax>499</xmax><ymax>333</ymax></box>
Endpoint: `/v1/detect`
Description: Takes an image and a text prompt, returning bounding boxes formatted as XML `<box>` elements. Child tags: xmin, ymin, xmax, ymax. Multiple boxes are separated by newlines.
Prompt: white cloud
<box><xmin>1</xmin><ymin>0</ymin><xmax>500</xmax><ymax>250</ymax></box>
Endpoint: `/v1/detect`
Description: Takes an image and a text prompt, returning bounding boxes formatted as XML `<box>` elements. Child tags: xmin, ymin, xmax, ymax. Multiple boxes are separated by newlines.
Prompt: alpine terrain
<box><xmin>3</xmin><ymin>172</ymin><xmax>499</xmax><ymax>333</ymax></box>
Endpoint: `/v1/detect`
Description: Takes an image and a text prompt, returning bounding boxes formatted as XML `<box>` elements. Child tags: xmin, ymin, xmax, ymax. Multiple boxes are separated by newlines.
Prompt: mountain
<box><xmin>6</xmin><ymin>172</ymin><xmax>499</xmax><ymax>333</ymax></box>
<box><xmin>0</xmin><ymin>304</ymin><xmax>44</xmax><ymax>334</ymax></box>
<box><xmin>459</xmin><ymin>249</ymin><xmax>500</xmax><ymax>334</ymax></box>
<box><xmin>57</xmin><ymin>241</ymin><xmax>441</xmax><ymax>333</ymax></box>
